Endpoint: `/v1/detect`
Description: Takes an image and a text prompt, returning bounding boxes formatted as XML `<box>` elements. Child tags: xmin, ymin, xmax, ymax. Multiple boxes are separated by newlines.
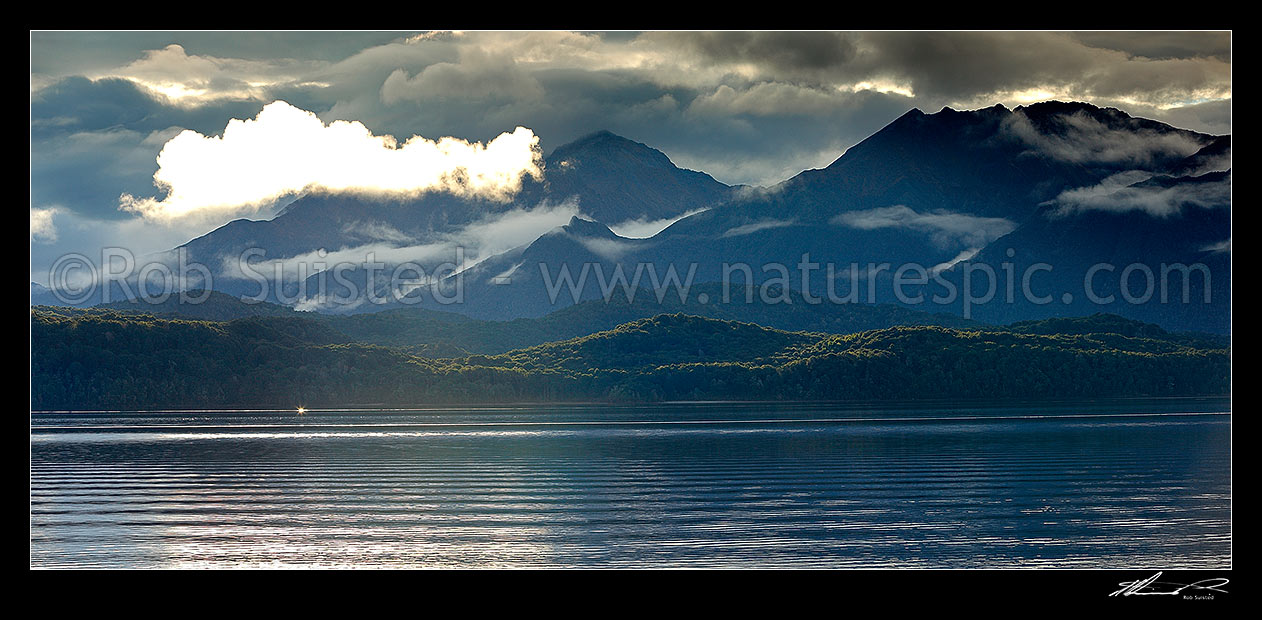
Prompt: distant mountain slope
<box><xmin>337</xmin><ymin>273</ymin><xmax>987</xmax><ymax>354</ymax></box>
<box><xmin>941</xmin><ymin>170</ymin><xmax>1230</xmax><ymax>333</ymax></box>
<box><xmin>1169</xmin><ymin>135</ymin><xmax>1231</xmax><ymax>177</ymax></box>
<box><xmin>1006</xmin><ymin>313</ymin><xmax>1171</xmax><ymax>338</ymax></box>
<box><xmin>79</xmin><ymin>276</ymin><xmax>982</xmax><ymax>355</ymax></box>
<box><xmin>96</xmin><ymin>290</ymin><xmax>299</xmax><ymax>321</ymax></box>
<box><xmin>515</xmin><ymin>281</ymin><xmax>981</xmax><ymax>344</ymax></box>
<box><xmin>30</xmin><ymin>282</ymin><xmax>61</xmax><ymax>306</ymax></box>
<box><xmin>1002</xmin><ymin>313</ymin><xmax>1227</xmax><ymax>348</ymax></box>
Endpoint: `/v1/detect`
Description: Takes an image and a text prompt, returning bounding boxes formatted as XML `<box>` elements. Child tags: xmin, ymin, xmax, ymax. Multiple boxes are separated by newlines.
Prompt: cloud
<box><xmin>1051</xmin><ymin>172</ymin><xmax>1231</xmax><ymax>218</ymax></box>
<box><xmin>119</xmin><ymin>100</ymin><xmax>544</xmax><ymax>222</ymax></box>
<box><xmin>31</xmin><ymin>126</ymin><xmax>192</xmax><ymax>221</ymax></box>
<box><xmin>219</xmin><ymin>201</ymin><xmax>580</xmax><ymax>282</ymax></box>
<box><xmin>1002</xmin><ymin>107</ymin><xmax>1209</xmax><ymax>167</ymax></box>
<box><xmin>930</xmin><ymin>248</ymin><xmax>981</xmax><ymax>275</ymax></box>
<box><xmin>855</xmin><ymin>32</ymin><xmax>1230</xmax><ymax>112</ymax></box>
<box><xmin>453</xmin><ymin>201</ymin><xmax>581</xmax><ymax>259</ymax></box>
<box><xmin>100</xmin><ymin>44</ymin><xmax>327</xmax><ymax>105</ymax></box>
<box><xmin>380</xmin><ymin>47</ymin><xmax>545</xmax><ymax>103</ymax></box>
<box><xmin>646</xmin><ymin>31</ymin><xmax>860</xmax><ymax>74</ymax></box>
<box><xmin>1200</xmin><ymin>238</ymin><xmax>1230</xmax><ymax>253</ymax></box>
<box><xmin>221</xmin><ymin>240</ymin><xmax>455</xmax><ymax>287</ymax></box>
<box><xmin>607</xmin><ymin>208</ymin><xmax>707</xmax><ymax>239</ymax></box>
<box><xmin>578</xmin><ymin>237</ymin><xmax>636</xmax><ymax>261</ymax></box>
<box><xmin>689</xmin><ymin>83</ymin><xmax>861</xmax><ymax>118</ymax></box>
<box><xmin>243</xmin><ymin>197</ymin><xmax>581</xmax><ymax>309</ymax></box>
<box><xmin>1178</xmin><ymin>142</ymin><xmax>1232</xmax><ymax>176</ymax></box>
<box><xmin>720</xmin><ymin>218</ymin><xmax>796</xmax><ymax>238</ymax></box>
<box><xmin>29</xmin><ymin>75</ymin><xmax>272</xmax><ymax>147</ymax></box>
<box><xmin>31</xmin><ymin>208</ymin><xmax>59</xmax><ymax>243</ymax></box>
<box><xmin>833</xmin><ymin>206</ymin><xmax>1017</xmax><ymax>248</ymax></box>
<box><xmin>28</xmin><ymin>209</ymin><xmax>217</xmax><ymax>286</ymax></box>
<box><xmin>33</xmin><ymin>32</ymin><xmax>1234</xmax><ymax>216</ymax></box>
<box><xmin>1069</xmin><ymin>32</ymin><xmax>1231</xmax><ymax>62</ymax></box>
<box><xmin>340</xmin><ymin>220</ymin><xmax>415</xmax><ymax>244</ymax></box>
<box><xmin>1196</xmin><ymin>239</ymin><xmax>1226</xmax><ymax>255</ymax></box>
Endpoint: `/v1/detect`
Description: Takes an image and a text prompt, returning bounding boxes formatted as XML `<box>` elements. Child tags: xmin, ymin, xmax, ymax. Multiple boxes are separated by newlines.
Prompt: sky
<box><xmin>29</xmin><ymin>30</ymin><xmax>1231</xmax><ymax>284</ymax></box>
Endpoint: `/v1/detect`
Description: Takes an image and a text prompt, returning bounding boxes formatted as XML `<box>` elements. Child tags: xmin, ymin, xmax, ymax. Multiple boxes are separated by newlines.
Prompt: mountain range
<box><xmin>36</xmin><ymin>101</ymin><xmax>1231</xmax><ymax>334</ymax></box>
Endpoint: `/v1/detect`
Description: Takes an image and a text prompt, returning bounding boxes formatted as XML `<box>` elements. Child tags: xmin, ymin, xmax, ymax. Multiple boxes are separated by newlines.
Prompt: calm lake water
<box><xmin>30</xmin><ymin>398</ymin><xmax>1231</xmax><ymax>569</ymax></box>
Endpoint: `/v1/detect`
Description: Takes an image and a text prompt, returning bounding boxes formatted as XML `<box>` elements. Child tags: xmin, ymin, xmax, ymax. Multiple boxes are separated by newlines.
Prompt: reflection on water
<box><xmin>31</xmin><ymin>398</ymin><xmax>1231</xmax><ymax>568</ymax></box>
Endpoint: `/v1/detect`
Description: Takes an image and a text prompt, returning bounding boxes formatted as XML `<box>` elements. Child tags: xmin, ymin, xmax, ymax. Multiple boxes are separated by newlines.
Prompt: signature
<box><xmin>1110</xmin><ymin>572</ymin><xmax>1229</xmax><ymax>597</ymax></box>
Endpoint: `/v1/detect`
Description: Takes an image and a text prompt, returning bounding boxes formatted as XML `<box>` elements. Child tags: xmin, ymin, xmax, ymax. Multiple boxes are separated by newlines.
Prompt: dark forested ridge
<box><xmin>31</xmin><ymin>307</ymin><xmax>1230</xmax><ymax>410</ymax></box>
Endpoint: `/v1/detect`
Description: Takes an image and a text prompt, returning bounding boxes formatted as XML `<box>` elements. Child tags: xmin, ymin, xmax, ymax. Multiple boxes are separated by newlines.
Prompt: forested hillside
<box><xmin>31</xmin><ymin>308</ymin><xmax>1230</xmax><ymax>410</ymax></box>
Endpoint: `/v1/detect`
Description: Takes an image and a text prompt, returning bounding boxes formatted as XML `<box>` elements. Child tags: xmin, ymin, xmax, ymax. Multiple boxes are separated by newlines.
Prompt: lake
<box><xmin>30</xmin><ymin>398</ymin><xmax>1231</xmax><ymax>568</ymax></box>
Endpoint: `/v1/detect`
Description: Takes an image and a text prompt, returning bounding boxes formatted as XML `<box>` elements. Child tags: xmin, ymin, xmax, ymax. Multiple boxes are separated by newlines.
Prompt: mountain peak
<box><xmin>1013</xmin><ymin>100</ymin><xmax>1129</xmax><ymax>125</ymax></box>
<box><xmin>546</xmin><ymin>130</ymin><xmax>673</xmax><ymax>170</ymax></box>
<box><xmin>538</xmin><ymin>131</ymin><xmax>732</xmax><ymax>224</ymax></box>
<box><xmin>1012</xmin><ymin>100</ymin><xmax>1213</xmax><ymax>145</ymax></box>
<box><xmin>1015</xmin><ymin>100</ymin><xmax>1106</xmax><ymax>114</ymax></box>
<box><xmin>562</xmin><ymin>215</ymin><xmax>619</xmax><ymax>239</ymax></box>
<box><xmin>580</xmin><ymin>129</ymin><xmax>620</xmax><ymax>141</ymax></box>
<box><xmin>552</xmin><ymin>130</ymin><xmax>641</xmax><ymax>154</ymax></box>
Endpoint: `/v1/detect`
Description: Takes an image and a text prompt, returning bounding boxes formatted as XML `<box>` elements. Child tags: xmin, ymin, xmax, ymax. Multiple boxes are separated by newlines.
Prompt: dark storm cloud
<box><xmin>30</xmin><ymin>31</ymin><xmax>409</xmax><ymax>77</ymax></box>
<box><xmin>31</xmin><ymin>31</ymin><xmax>1233</xmax><ymax>188</ymax></box>
<box><xmin>1068</xmin><ymin>31</ymin><xmax>1231</xmax><ymax>61</ymax></box>
<box><xmin>31</xmin><ymin>77</ymin><xmax>167</xmax><ymax>137</ymax></box>
<box><xmin>382</xmin><ymin>47</ymin><xmax>545</xmax><ymax>104</ymax></box>
<box><xmin>646</xmin><ymin>31</ymin><xmax>1230</xmax><ymax>116</ymax></box>
<box><xmin>31</xmin><ymin>127</ymin><xmax>173</xmax><ymax>220</ymax></box>
<box><xmin>856</xmin><ymin>32</ymin><xmax>1098</xmax><ymax>99</ymax></box>
<box><xmin>655</xmin><ymin>31</ymin><xmax>860</xmax><ymax>73</ymax></box>
<box><xmin>31</xmin><ymin>76</ymin><xmax>265</xmax><ymax>139</ymax></box>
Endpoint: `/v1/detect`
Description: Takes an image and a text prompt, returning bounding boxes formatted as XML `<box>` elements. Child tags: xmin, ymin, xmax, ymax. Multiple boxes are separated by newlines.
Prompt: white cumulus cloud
<box><xmin>120</xmin><ymin>100</ymin><xmax>544</xmax><ymax>222</ymax></box>
<box><xmin>30</xmin><ymin>207</ymin><xmax>59</xmax><ymax>243</ymax></box>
